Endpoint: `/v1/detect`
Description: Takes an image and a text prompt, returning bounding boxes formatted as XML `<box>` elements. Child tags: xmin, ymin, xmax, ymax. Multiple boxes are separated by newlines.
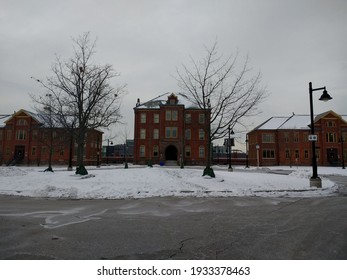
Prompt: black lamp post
<box><xmin>106</xmin><ymin>139</ymin><xmax>113</xmax><ymax>165</ymax></box>
<box><xmin>308</xmin><ymin>82</ymin><xmax>332</xmax><ymax>187</ymax></box>
<box><xmin>228</xmin><ymin>125</ymin><xmax>234</xmax><ymax>171</ymax></box>
<box><xmin>339</xmin><ymin>136</ymin><xmax>345</xmax><ymax>169</ymax></box>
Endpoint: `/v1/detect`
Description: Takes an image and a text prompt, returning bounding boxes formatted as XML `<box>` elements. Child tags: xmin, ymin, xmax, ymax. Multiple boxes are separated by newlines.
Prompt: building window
<box><xmin>185</xmin><ymin>129</ymin><xmax>191</xmax><ymax>140</ymax></box>
<box><xmin>165</xmin><ymin>110</ymin><xmax>178</xmax><ymax>121</ymax></box>
<box><xmin>199</xmin><ymin>146</ymin><xmax>205</xmax><ymax>158</ymax></box>
<box><xmin>285</xmin><ymin>149</ymin><xmax>290</xmax><ymax>159</ymax></box>
<box><xmin>140</xmin><ymin>129</ymin><xmax>146</xmax><ymax>139</ymax></box>
<box><xmin>153</xmin><ymin>129</ymin><xmax>159</xmax><ymax>139</ymax></box>
<box><xmin>140</xmin><ymin>145</ymin><xmax>145</xmax><ymax>157</ymax></box>
<box><xmin>326</xmin><ymin>132</ymin><xmax>336</xmax><ymax>143</ymax></box>
<box><xmin>154</xmin><ymin>114</ymin><xmax>159</xmax><ymax>123</ymax></box>
<box><xmin>185</xmin><ymin>113</ymin><xmax>191</xmax><ymax>124</ymax></box>
<box><xmin>16</xmin><ymin>130</ymin><xmax>26</xmax><ymax>140</ymax></box>
<box><xmin>17</xmin><ymin>119</ymin><xmax>27</xmax><ymax>125</ymax></box>
<box><xmin>166</xmin><ymin>110</ymin><xmax>172</xmax><ymax>121</ymax></box>
<box><xmin>304</xmin><ymin>150</ymin><xmax>309</xmax><ymax>159</ymax></box>
<box><xmin>165</xmin><ymin>127</ymin><xmax>177</xmax><ymax>138</ymax></box>
<box><xmin>140</xmin><ymin>113</ymin><xmax>146</xmax><ymax>123</ymax></box>
<box><xmin>262</xmin><ymin>133</ymin><xmax>274</xmax><ymax>143</ymax></box>
<box><xmin>172</xmin><ymin>110</ymin><xmax>178</xmax><ymax>121</ymax></box>
<box><xmin>303</xmin><ymin>133</ymin><xmax>308</xmax><ymax>142</ymax></box>
<box><xmin>185</xmin><ymin>146</ymin><xmax>191</xmax><ymax>157</ymax></box>
<box><xmin>199</xmin><ymin>114</ymin><xmax>205</xmax><ymax>124</ymax></box>
<box><xmin>0</xmin><ymin>131</ymin><xmax>2</xmax><ymax>141</ymax></box>
<box><xmin>31</xmin><ymin>147</ymin><xmax>36</xmax><ymax>156</ymax></box>
<box><xmin>153</xmin><ymin>145</ymin><xmax>159</xmax><ymax>157</ymax></box>
<box><xmin>199</xmin><ymin>129</ymin><xmax>205</xmax><ymax>140</ymax></box>
<box><xmin>316</xmin><ymin>149</ymin><xmax>320</xmax><ymax>160</ymax></box>
<box><xmin>326</xmin><ymin>121</ymin><xmax>335</xmax><ymax>127</ymax></box>
<box><xmin>172</xmin><ymin>127</ymin><xmax>177</xmax><ymax>138</ymax></box>
<box><xmin>262</xmin><ymin>149</ymin><xmax>275</xmax><ymax>158</ymax></box>
<box><xmin>7</xmin><ymin>130</ymin><xmax>12</xmax><ymax>140</ymax></box>
<box><xmin>295</xmin><ymin>150</ymin><xmax>299</xmax><ymax>159</ymax></box>
<box><xmin>284</xmin><ymin>133</ymin><xmax>289</xmax><ymax>142</ymax></box>
<box><xmin>293</xmin><ymin>133</ymin><xmax>299</xmax><ymax>142</ymax></box>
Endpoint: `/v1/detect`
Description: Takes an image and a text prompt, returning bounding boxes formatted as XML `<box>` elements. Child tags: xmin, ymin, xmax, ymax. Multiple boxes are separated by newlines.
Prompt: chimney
<box><xmin>136</xmin><ymin>98</ymin><xmax>140</xmax><ymax>107</ymax></box>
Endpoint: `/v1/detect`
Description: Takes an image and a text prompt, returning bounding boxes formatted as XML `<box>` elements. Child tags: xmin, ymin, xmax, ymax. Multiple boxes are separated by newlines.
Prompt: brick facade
<box><xmin>0</xmin><ymin>109</ymin><xmax>103</xmax><ymax>166</ymax></box>
<box><xmin>247</xmin><ymin>111</ymin><xmax>347</xmax><ymax>167</ymax></box>
<box><xmin>133</xmin><ymin>93</ymin><xmax>209</xmax><ymax>166</ymax></box>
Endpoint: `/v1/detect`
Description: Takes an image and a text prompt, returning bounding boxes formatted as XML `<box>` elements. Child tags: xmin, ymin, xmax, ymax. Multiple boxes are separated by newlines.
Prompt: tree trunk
<box><xmin>203</xmin><ymin>110</ymin><xmax>215</xmax><ymax>177</ymax></box>
<box><xmin>75</xmin><ymin>129</ymin><xmax>88</xmax><ymax>175</ymax></box>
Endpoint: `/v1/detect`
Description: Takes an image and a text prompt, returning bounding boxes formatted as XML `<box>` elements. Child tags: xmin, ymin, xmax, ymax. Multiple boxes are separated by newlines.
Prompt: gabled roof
<box><xmin>250</xmin><ymin>110</ymin><xmax>347</xmax><ymax>132</ymax></box>
<box><xmin>4</xmin><ymin>109</ymin><xmax>43</xmax><ymax>125</ymax></box>
<box><xmin>134</xmin><ymin>92</ymin><xmax>199</xmax><ymax>109</ymax></box>
<box><xmin>315</xmin><ymin>110</ymin><xmax>347</xmax><ymax>124</ymax></box>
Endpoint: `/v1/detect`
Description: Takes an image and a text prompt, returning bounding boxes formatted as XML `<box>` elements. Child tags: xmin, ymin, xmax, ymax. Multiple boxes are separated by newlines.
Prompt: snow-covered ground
<box><xmin>0</xmin><ymin>164</ymin><xmax>345</xmax><ymax>199</ymax></box>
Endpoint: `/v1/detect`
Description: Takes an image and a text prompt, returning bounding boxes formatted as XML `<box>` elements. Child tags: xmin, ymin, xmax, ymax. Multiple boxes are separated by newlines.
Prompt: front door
<box><xmin>165</xmin><ymin>145</ymin><xmax>178</xmax><ymax>161</ymax></box>
<box><xmin>327</xmin><ymin>148</ymin><xmax>338</xmax><ymax>165</ymax></box>
<box><xmin>14</xmin><ymin>145</ymin><xmax>25</xmax><ymax>160</ymax></box>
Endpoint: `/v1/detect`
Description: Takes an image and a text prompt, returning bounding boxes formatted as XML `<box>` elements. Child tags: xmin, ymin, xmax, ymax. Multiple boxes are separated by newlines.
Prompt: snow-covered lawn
<box><xmin>0</xmin><ymin>164</ymin><xmax>344</xmax><ymax>199</ymax></box>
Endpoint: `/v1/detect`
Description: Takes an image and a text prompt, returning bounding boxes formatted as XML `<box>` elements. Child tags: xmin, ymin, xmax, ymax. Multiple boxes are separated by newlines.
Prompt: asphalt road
<box><xmin>0</xmin><ymin>193</ymin><xmax>346</xmax><ymax>260</ymax></box>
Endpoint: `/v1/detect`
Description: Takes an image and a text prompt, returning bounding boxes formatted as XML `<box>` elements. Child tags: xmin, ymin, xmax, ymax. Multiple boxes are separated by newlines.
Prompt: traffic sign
<box><xmin>308</xmin><ymin>134</ymin><xmax>317</xmax><ymax>141</ymax></box>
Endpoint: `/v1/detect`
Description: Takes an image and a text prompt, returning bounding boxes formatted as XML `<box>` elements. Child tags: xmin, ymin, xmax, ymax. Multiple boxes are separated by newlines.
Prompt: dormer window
<box><xmin>167</xmin><ymin>93</ymin><xmax>178</xmax><ymax>105</ymax></box>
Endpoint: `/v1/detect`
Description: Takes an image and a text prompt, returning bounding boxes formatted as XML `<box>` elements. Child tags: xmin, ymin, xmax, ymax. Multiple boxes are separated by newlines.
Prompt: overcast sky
<box><xmin>1</xmin><ymin>0</ymin><xmax>346</xmax><ymax>147</ymax></box>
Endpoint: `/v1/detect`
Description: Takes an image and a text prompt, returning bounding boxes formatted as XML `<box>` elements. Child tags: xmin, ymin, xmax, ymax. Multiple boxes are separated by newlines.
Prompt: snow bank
<box><xmin>0</xmin><ymin>165</ymin><xmax>339</xmax><ymax>199</ymax></box>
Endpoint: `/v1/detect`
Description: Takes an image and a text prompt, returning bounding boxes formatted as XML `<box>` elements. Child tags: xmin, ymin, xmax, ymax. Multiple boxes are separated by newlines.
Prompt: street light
<box><xmin>256</xmin><ymin>144</ymin><xmax>260</xmax><ymax>168</ymax></box>
<box><xmin>44</xmin><ymin>93</ymin><xmax>54</xmax><ymax>172</ymax></box>
<box><xmin>308</xmin><ymin>82</ymin><xmax>332</xmax><ymax>187</ymax></box>
<box><xmin>106</xmin><ymin>139</ymin><xmax>113</xmax><ymax>165</ymax></box>
<box><xmin>228</xmin><ymin>125</ymin><xmax>234</xmax><ymax>171</ymax></box>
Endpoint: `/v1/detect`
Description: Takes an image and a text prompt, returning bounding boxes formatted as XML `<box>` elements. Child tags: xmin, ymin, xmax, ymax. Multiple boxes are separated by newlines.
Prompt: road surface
<box><xmin>0</xmin><ymin>194</ymin><xmax>346</xmax><ymax>260</ymax></box>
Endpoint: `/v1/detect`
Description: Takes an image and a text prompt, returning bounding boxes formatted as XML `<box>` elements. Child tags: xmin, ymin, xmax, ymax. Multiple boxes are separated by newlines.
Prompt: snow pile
<box><xmin>0</xmin><ymin>166</ymin><xmax>28</xmax><ymax>177</ymax></box>
<box><xmin>0</xmin><ymin>165</ymin><xmax>340</xmax><ymax>199</ymax></box>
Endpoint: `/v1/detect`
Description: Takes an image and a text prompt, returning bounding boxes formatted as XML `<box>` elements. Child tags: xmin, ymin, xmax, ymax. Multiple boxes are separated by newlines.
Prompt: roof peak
<box><xmin>134</xmin><ymin>92</ymin><xmax>198</xmax><ymax>109</ymax></box>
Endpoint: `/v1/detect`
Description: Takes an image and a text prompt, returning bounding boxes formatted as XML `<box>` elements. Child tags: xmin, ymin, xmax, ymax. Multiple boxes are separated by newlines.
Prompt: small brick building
<box><xmin>133</xmin><ymin>93</ymin><xmax>210</xmax><ymax>166</ymax></box>
<box><xmin>0</xmin><ymin>109</ymin><xmax>103</xmax><ymax>166</ymax></box>
<box><xmin>247</xmin><ymin>111</ymin><xmax>347</xmax><ymax>167</ymax></box>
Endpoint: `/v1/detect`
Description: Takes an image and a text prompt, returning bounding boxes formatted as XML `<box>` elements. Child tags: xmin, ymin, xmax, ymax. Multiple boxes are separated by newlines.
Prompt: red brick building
<box><xmin>0</xmin><ymin>109</ymin><xmax>103</xmax><ymax>166</ymax></box>
<box><xmin>133</xmin><ymin>93</ymin><xmax>210</xmax><ymax>165</ymax></box>
<box><xmin>247</xmin><ymin>111</ymin><xmax>347</xmax><ymax>167</ymax></box>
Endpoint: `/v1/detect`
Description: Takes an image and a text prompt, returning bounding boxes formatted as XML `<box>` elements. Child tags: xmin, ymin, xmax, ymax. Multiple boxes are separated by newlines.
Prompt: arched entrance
<box><xmin>165</xmin><ymin>145</ymin><xmax>178</xmax><ymax>161</ymax></box>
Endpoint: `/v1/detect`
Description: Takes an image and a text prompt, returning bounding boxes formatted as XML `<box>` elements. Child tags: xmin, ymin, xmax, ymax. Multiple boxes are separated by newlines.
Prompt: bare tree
<box><xmin>176</xmin><ymin>41</ymin><xmax>267</xmax><ymax>177</ymax></box>
<box><xmin>31</xmin><ymin>32</ymin><xmax>126</xmax><ymax>175</ymax></box>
